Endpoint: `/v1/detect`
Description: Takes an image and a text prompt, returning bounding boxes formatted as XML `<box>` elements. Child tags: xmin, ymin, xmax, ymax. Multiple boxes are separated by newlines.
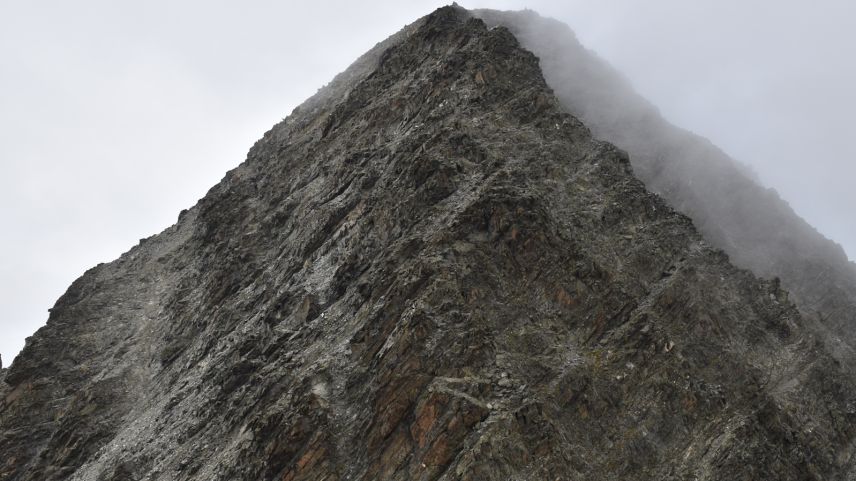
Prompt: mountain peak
<box><xmin>2</xmin><ymin>6</ymin><xmax>855</xmax><ymax>481</ymax></box>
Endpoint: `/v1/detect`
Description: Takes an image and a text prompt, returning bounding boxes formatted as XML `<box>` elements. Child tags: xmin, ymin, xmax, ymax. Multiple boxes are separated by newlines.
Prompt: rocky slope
<box><xmin>475</xmin><ymin>9</ymin><xmax>856</xmax><ymax>351</ymax></box>
<box><xmin>2</xmin><ymin>6</ymin><xmax>856</xmax><ymax>481</ymax></box>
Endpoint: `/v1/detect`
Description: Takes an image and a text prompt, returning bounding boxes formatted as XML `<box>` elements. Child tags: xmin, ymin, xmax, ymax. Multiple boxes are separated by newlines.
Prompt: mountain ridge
<box><xmin>2</xmin><ymin>5</ymin><xmax>855</xmax><ymax>480</ymax></box>
<box><xmin>473</xmin><ymin>8</ymin><xmax>856</xmax><ymax>345</ymax></box>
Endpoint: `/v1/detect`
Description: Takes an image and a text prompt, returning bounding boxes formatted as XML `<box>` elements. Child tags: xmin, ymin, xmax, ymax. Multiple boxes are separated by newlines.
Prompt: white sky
<box><xmin>1</xmin><ymin>1</ymin><xmax>854</xmax><ymax>364</ymax></box>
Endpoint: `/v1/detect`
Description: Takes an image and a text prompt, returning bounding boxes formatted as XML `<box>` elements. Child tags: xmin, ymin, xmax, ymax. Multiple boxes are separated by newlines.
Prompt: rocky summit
<box><xmin>2</xmin><ymin>6</ymin><xmax>856</xmax><ymax>481</ymax></box>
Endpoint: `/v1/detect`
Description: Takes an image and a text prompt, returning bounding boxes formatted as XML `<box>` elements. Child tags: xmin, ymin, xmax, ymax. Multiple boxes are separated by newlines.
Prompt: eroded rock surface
<box><xmin>475</xmin><ymin>9</ymin><xmax>856</xmax><ymax>356</ymax></box>
<box><xmin>2</xmin><ymin>6</ymin><xmax>856</xmax><ymax>481</ymax></box>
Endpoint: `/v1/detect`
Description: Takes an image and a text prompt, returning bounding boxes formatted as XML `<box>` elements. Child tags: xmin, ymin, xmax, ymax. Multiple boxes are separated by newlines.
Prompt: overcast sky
<box><xmin>1</xmin><ymin>1</ymin><xmax>854</xmax><ymax>364</ymax></box>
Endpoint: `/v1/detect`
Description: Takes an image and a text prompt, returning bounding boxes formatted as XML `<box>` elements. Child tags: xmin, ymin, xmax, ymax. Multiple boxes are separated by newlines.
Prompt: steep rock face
<box><xmin>2</xmin><ymin>6</ymin><xmax>856</xmax><ymax>481</ymax></box>
<box><xmin>474</xmin><ymin>9</ymin><xmax>856</xmax><ymax>348</ymax></box>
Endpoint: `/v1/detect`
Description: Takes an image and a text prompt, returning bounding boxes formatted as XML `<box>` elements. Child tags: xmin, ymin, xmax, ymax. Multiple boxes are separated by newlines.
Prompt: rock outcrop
<box><xmin>2</xmin><ymin>6</ymin><xmax>856</xmax><ymax>481</ymax></box>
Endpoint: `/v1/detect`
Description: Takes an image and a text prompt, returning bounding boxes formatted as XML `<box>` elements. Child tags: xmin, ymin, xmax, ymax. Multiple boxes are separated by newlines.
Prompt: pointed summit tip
<box><xmin>430</xmin><ymin>3</ymin><xmax>469</xmax><ymax>19</ymax></box>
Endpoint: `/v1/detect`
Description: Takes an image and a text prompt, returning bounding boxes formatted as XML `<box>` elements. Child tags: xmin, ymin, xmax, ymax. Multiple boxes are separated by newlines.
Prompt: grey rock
<box><xmin>475</xmin><ymin>8</ymin><xmax>856</xmax><ymax>360</ymax></box>
<box><xmin>1</xmin><ymin>6</ymin><xmax>856</xmax><ymax>481</ymax></box>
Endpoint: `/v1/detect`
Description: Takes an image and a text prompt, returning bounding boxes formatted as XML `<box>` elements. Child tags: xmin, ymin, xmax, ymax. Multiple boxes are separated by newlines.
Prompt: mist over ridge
<box><xmin>479</xmin><ymin>0</ymin><xmax>856</xmax><ymax>263</ymax></box>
